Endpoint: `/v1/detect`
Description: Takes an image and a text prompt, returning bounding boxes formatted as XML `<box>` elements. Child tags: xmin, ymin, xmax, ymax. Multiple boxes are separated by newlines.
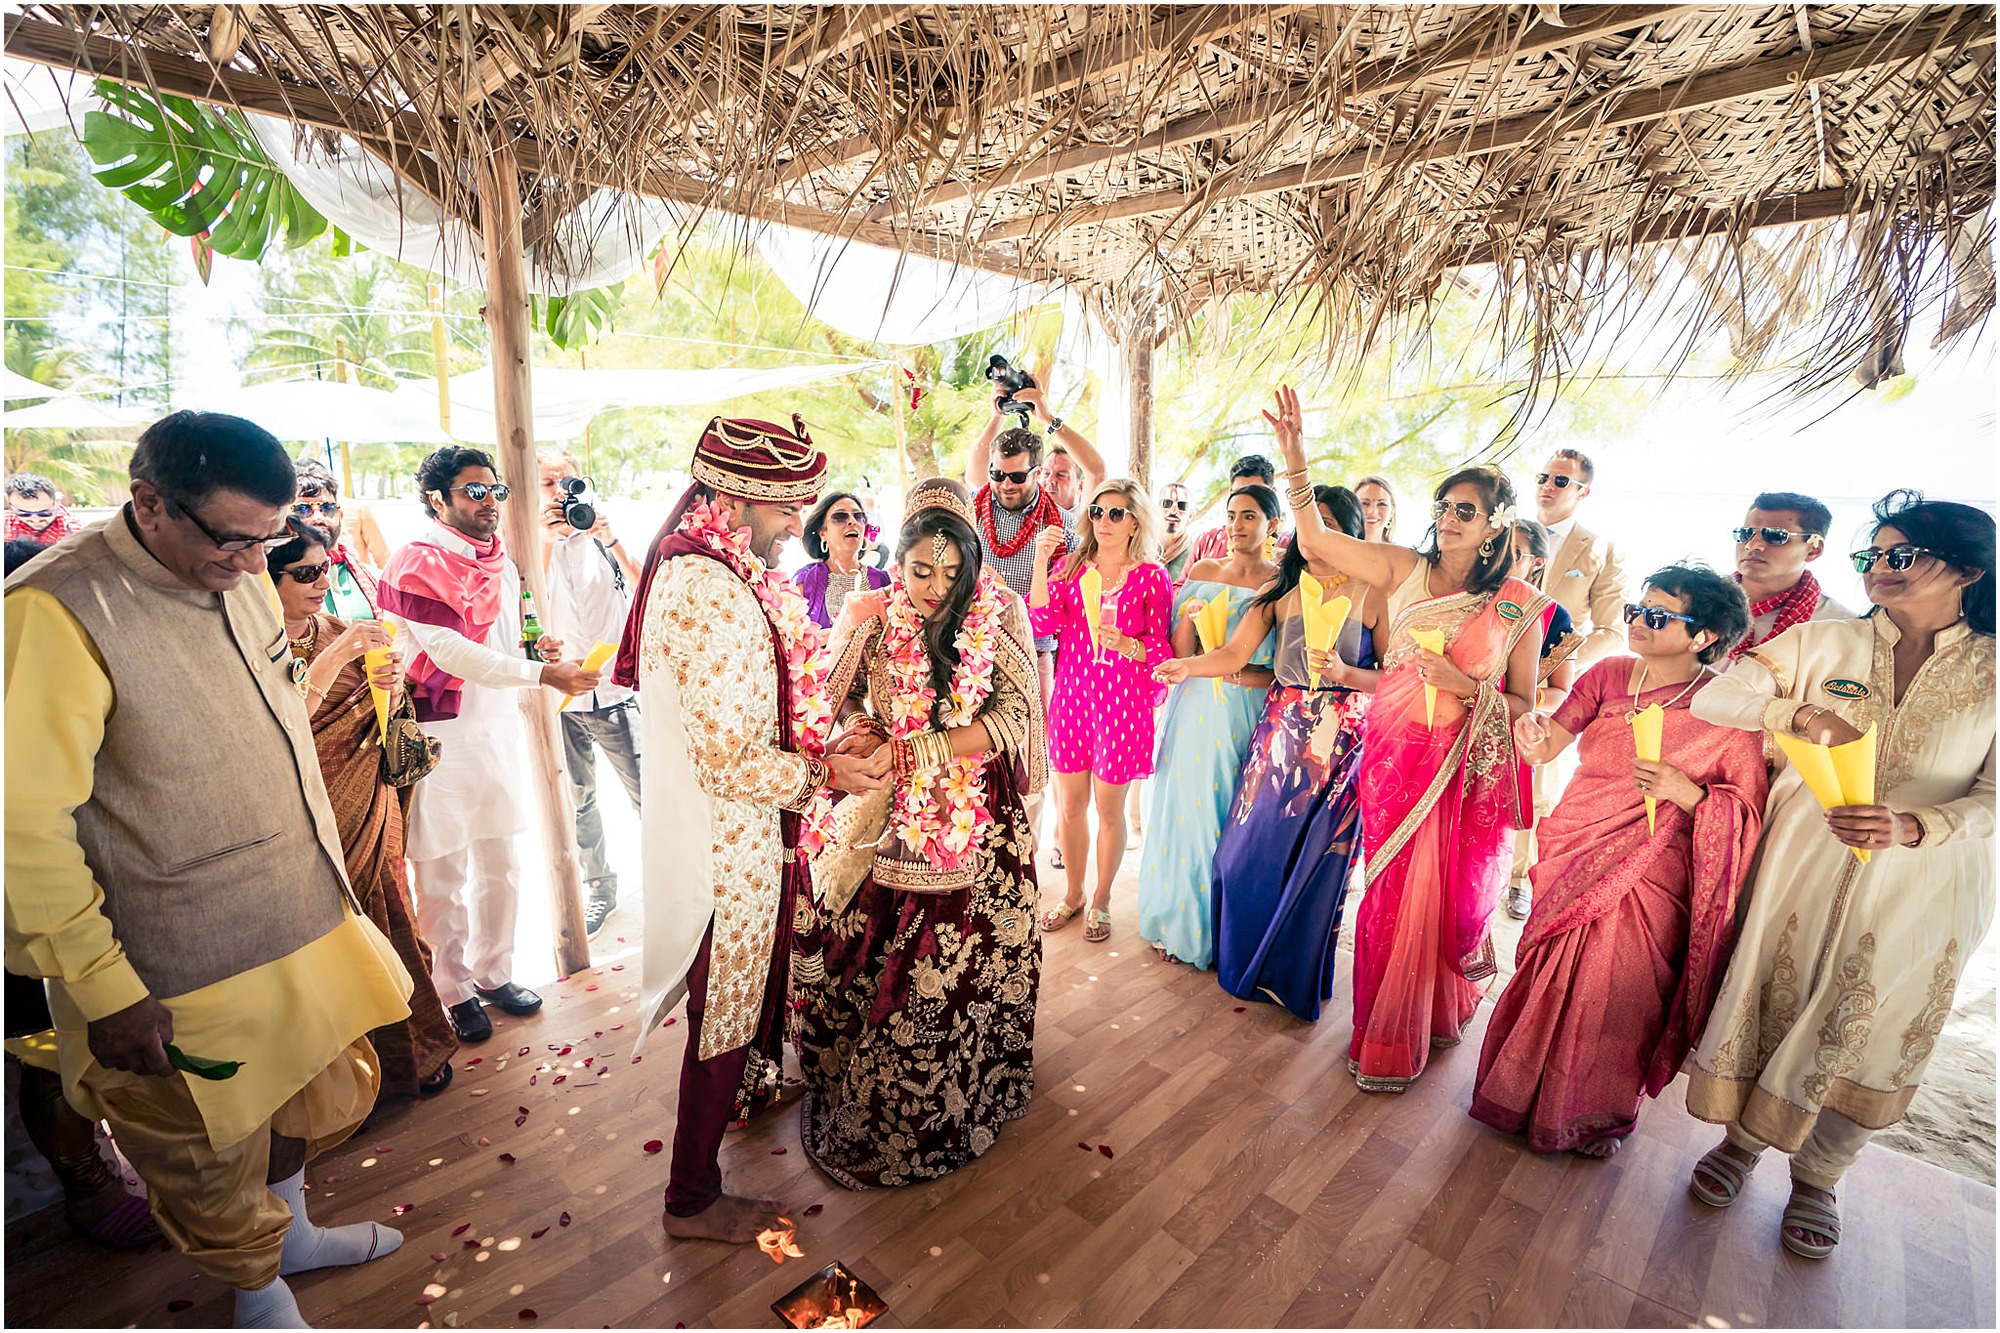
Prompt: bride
<box><xmin>792</xmin><ymin>477</ymin><xmax>1048</xmax><ymax>1187</ymax></box>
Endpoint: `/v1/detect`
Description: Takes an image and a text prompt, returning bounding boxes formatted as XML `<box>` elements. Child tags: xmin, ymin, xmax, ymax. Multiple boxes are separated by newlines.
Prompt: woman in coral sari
<box><xmin>1275</xmin><ymin>389</ymin><xmax>1547</xmax><ymax>1091</ymax></box>
<box><xmin>1472</xmin><ymin>565</ymin><xmax>1766</xmax><ymax>1155</ymax></box>
<box><xmin>793</xmin><ymin>479</ymin><xmax>1046</xmax><ymax>1187</ymax></box>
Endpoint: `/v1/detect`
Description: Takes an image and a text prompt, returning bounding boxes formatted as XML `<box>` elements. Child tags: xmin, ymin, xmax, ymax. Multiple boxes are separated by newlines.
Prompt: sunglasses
<box><xmin>1161</xmin><ymin>498</ymin><xmax>1189</xmax><ymax>512</ymax></box>
<box><xmin>1431</xmin><ymin>499</ymin><xmax>1485</xmax><ymax>523</ymax></box>
<box><xmin>291</xmin><ymin>500</ymin><xmax>341</xmax><ymax>519</ymax></box>
<box><xmin>1850</xmin><ymin>543</ymin><xmax>1939</xmax><ymax>573</ymax></box>
<box><xmin>445</xmin><ymin>482</ymin><xmax>510</xmax><ymax>502</ymax></box>
<box><xmin>988</xmin><ymin>468</ymin><xmax>1033</xmax><ymax>485</ymax></box>
<box><xmin>1623</xmin><ymin>602</ymin><xmax>1700</xmax><ymax>630</ymax></box>
<box><xmin>1534</xmin><ymin>473</ymin><xmax>1582</xmax><ymax>489</ymax></box>
<box><xmin>1733</xmin><ymin>526</ymin><xmax>1818</xmax><ymax>547</ymax></box>
<box><xmin>1088</xmin><ymin>504</ymin><xmax>1133</xmax><ymax>523</ymax></box>
<box><xmin>826</xmin><ymin>509</ymin><xmax>868</xmax><ymax>526</ymax></box>
<box><xmin>172</xmin><ymin>500</ymin><xmax>296</xmax><ymax>552</ymax></box>
<box><xmin>276</xmin><ymin>561</ymin><xmax>330</xmax><ymax>584</ymax></box>
<box><xmin>9</xmin><ymin>507</ymin><xmax>54</xmax><ymax>519</ymax></box>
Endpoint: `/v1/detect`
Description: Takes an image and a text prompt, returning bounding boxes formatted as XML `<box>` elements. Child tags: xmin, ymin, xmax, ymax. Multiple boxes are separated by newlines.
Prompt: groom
<box><xmin>613</xmin><ymin>417</ymin><xmax>888</xmax><ymax>1243</ymax></box>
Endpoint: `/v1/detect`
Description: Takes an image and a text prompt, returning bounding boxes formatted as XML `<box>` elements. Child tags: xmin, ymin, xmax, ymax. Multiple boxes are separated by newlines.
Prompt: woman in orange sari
<box><xmin>1275</xmin><ymin>388</ymin><xmax>1547</xmax><ymax>1091</ymax></box>
<box><xmin>270</xmin><ymin>526</ymin><xmax>458</xmax><ymax>1104</ymax></box>
<box><xmin>1472</xmin><ymin>566</ymin><xmax>1766</xmax><ymax>1155</ymax></box>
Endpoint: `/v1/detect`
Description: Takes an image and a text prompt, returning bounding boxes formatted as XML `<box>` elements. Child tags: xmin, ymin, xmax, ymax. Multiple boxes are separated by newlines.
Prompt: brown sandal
<box><xmin>1040</xmin><ymin>901</ymin><xmax>1083</xmax><ymax>932</ymax></box>
<box><xmin>1083</xmin><ymin>908</ymin><xmax>1112</xmax><ymax>943</ymax></box>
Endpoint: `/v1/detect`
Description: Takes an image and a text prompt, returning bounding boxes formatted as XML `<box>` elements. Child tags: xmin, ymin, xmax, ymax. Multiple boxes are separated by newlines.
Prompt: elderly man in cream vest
<box><xmin>1506</xmin><ymin>447</ymin><xmax>1630</xmax><ymax>919</ymax></box>
<box><xmin>6</xmin><ymin>414</ymin><xmax>413</xmax><ymax>1329</ymax></box>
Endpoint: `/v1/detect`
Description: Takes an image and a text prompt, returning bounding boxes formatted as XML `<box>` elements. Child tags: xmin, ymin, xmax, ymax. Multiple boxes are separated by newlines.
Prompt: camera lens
<box><xmin>557</xmin><ymin>476</ymin><xmax>586</xmax><ymax>496</ymax></box>
<box><xmin>563</xmin><ymin>498</ymin><xmax>596</xmax><ymax>530</ymax></box>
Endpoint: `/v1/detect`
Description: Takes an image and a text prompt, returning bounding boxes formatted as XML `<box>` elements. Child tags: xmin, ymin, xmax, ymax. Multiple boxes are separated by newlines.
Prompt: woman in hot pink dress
<box><xmin>1029</xmin><ymin>478</ymin><xmax>1172</xmax><ymax>943</ymax></box>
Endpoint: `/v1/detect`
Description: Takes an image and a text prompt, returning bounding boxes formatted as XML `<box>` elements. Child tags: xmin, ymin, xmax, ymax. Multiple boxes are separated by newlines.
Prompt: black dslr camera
<box><xmin>555</xmin><ymin>475</ymin><xmax>597</xmax><ymax>531</ymax></box>
<box><xmin>984</xmin><ymin>354</ymin><xmax>1038</xmax><ymax>429</ymax></box>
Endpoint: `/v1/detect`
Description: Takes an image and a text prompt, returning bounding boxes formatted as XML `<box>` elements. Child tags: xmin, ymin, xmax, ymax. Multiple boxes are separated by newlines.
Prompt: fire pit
<box><xmin>771</xmin><ymin>1260</ymin><xmax>887</xmax><ymax>1329</ymax></box>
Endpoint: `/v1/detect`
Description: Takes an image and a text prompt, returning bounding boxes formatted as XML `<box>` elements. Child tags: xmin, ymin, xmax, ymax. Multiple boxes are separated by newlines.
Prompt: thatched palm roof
<box><xmin>6</xmin><ymin>4</ymin><xmax>1995</xmax><ymax>387</ymax></box>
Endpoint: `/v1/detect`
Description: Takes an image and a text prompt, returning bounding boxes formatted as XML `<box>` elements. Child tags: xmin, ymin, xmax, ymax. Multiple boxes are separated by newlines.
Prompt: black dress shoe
<box><xmin>448</xmin><ymin>998</ymin><xmax>493</xmax><ymax>1043</ymax></box>
<box><xmin>419</xmin><ymin>1061</ymin><xmax>455</xmax><ymax>1095</ymax></box>
<box><xmin>474</xmin><ymin>982</ymin><xmax>544</xmax><ymax>1016</ymax></box>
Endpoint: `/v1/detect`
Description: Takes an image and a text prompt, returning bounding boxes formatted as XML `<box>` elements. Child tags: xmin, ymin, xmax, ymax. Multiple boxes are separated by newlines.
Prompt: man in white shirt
<box><xmin>379</xmin><ymin>447</ymin><xmax>599</xmax><ymax>1043</ymax></box>
<box><xmin>537</xmin><ymin>449</ymin><xmax>644</xmax><ymax>938</ymax></box>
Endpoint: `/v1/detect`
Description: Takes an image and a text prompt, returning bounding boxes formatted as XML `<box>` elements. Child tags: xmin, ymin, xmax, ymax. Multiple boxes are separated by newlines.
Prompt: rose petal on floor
<box><xmin>643</xmin><ymin>1139</ymin><xmax>664</xmax><ymax>1154</ymax></box>
<box><xmin>452</xmin><ymin>1223</ymin><xmax>471</xmax><ymax>1236</ymax></box>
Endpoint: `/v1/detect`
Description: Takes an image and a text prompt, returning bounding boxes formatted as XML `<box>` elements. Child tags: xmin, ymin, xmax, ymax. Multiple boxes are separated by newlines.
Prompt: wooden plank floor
<box><xmin>6</xmin><ymin>905</ymin><xmax>1993</xmax><ymax>1329</ymax></box>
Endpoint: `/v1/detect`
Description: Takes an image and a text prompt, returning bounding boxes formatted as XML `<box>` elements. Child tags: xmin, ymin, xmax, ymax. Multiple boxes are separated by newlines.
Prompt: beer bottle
<box><xmin>521</xmin><ymin>589</ymin><xmax>544</xmax><ymax>659</ymax></box>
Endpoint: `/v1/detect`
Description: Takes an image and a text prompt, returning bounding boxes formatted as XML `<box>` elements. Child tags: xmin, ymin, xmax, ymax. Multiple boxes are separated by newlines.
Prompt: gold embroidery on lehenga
<box><xmin>1710</xmin><ymin>987</ymin><xmax>1760</xmax><ymax>1074</ymax></box>
<box><xmin>1802</xmin><ymin>933</ymin><xmax>1877</xmax><ymax>1102</ymax></box>
<box><xmin>1757</xmin><ymin>913</ymin><xmax>1802</xmax><ymax>1066</ymax></box>
<box><xmin>1875</xmin><ymin>631</ymin><xmax>1995</xmax><ymax>797</ymax></box>
<box><xmin>1892</xmin><ymin>940</ymin><xmax>1962</xmax><ymax>1086</ymax></box>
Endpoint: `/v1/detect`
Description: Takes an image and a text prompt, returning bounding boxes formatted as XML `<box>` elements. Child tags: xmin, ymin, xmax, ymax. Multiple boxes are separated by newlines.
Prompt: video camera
<box><xmin>984</xmin><ymin>354</ymin><xmax>1038</xmax><ymax>430</ymax></box>
<box><xmin>555</xmin><ymin>475</ymin><xmax>598</xmax><ymax>531</ymax></box>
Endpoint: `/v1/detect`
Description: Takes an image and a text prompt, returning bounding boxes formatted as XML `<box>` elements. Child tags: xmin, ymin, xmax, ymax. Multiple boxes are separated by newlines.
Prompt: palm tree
<box><xmin>244</xmin><ymin>251</ymin><xmax>438</xmax><ymax>390</ymax></box>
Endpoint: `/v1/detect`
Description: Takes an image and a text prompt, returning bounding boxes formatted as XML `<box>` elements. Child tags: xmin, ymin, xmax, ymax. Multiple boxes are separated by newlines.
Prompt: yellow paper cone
<box><xmin>1080</xmin><ymin>566</ymin><xmax>1103</xmax><ymax>655</ymax></box>
<box><xmin>1194</xmin><ymin>589</ymin><xmax>1231</xmax><ymax>699</ymax></box>
<box><xmin>1775</xmin><ymin>724</ymin><xmax>1879</xmax><ymax>862</ymax></box>
<box><xmin>1411</xmin><ymin>628</ymin><xmax>1446</xmax><ymax>726</ymax></box>
<box><xmin>1298</xmin><ymin>576</ymin><xmax>1351</xmax><ymax>690</ymax></box>
<box><xmin>363</xmin><ymin>619</ymin><xmax>399</xmax><ymax>742</ymax></box>
<box><xmin>1631</xmin><ymin>702</ymin><xmax>1664</xmax><ymax>834</ymax></box>
<box><xmin>559</xmin><ymin>640</ymin><xmax>621</xmax><ymax>712</ymax></box>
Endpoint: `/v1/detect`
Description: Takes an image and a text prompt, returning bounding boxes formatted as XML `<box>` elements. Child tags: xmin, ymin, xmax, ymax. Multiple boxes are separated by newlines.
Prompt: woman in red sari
<box><xmin>1275</xmin><ymin>388</ymin><xmax>1548</xmax><ymax>1092</ymax></box>
<box><xmin>1472</xmin><ymin>566</ymin><xmax>1767</xmax><ymax>1155</ymax></box>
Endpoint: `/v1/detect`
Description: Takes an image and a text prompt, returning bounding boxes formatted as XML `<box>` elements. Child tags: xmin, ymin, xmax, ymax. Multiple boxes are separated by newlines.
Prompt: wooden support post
<box><xmin>477</xmin><ymin>137</ymin><xmax>592</xmax><ymax>977</ymax></box>
<box><xmin>332</xmin><ymin>334</ymin><xmax>353</xmax><ymax>497</ymax></box>
<box><xmin>1126</xmin><ymin>314</ymin><xmax>1155</xmax><ymax>493</ymax></box>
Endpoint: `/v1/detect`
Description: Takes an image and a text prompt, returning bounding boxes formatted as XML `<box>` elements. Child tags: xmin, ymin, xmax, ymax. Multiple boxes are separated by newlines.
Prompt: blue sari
<box><xmin>1210</xmin><ymin>602</ymin><xmax>1375</xmax><ymax>1020</ymax></box>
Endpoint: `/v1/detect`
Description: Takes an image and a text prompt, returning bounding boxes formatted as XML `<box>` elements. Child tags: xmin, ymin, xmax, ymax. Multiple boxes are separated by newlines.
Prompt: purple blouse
<box><xmin>794</xmin><ymin>560</ymin><xmax>891</xmax><ymax>627</ymax></box>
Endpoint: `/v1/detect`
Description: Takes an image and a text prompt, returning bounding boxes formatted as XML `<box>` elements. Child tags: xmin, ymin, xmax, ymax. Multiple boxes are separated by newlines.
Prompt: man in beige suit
<box><xmin>1507</xmin><ymin>447</ymin><xmax>1629</xmax><ymax>919</ymax></box>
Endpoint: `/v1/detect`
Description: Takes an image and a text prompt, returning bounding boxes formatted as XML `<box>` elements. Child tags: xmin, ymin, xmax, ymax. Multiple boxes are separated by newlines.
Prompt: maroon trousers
<box><xmin>664</xmin><ymin>870</ymin><xmax>797</xmax><ymax>1217</ymax></box>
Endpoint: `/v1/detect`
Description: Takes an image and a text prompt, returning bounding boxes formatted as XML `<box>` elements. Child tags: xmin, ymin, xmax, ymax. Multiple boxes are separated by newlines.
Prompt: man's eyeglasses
<box><xmin>276</xmin><ymin>562</ymin><xmax>330</xmax><ymax>584</ymax></box>
<box><xmin>1160</xmin><ymin>498</ymin><xmax>1189</xmax><ymax>512</ymax></box>
<box><xmin>1534</xmin><ymin>473</ymin><xmax>1582</xmax><ymax>489</ymax></box>
<box><xmin>171</xmin><ymin>500</ymin><xmax>295</xmax><ymax>552</ymax></box>
<box><xmin>1088</xmin><ymin>504</ymin><xmax>1133</xmax><ymax>523</ymax></box>
<box><xmin>1850</xmin><ymin>543</ymin><xmax>1939</xmax><ymax>574</ymax></box>
<box><xmin>1623</xmin><ymin>603</ymin><xmax>1700</xmax><ymax>631</ymax></box>
<box><xmin>988</xmin><ymin>468</ymin><xmax>1033</xmax><ymax>485</ymax></box>
<box><xmin>444</xmin><ymin>482</ymin><xmax>510</xmax><ymax>502</ymax></box>
<box><xmin>9</xmin><ymin>507</ymin><xmax>54</xmax><ymax>519</ymax></box>
<box><xmin>1431</xmin><ymin>500</ymin><xmax>1484</xmax><ymax>523</ymax></box>
<box><xmin>1733</xmin><ymin>526</ymin><xmax>1818</xmax><ymax>547</ymax></box>
<box><xmin>291</xmin><ymin>500</ymin><xmax>341</xmax><ymax>519</ymax></box>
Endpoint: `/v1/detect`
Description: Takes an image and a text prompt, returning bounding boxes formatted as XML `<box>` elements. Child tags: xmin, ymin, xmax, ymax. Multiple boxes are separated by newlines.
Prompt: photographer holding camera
<box><xmin>537</xmin><ymin>448</ymin><xmax>643</xmax><ymax>938</ymax></box>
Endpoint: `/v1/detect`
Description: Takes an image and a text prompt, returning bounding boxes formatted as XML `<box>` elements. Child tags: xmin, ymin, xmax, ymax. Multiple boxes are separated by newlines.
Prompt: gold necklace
<box><xmin>1623</xmin><ymin>659</ymin><xmax>1708</xmax><ymax>723</ymax></box>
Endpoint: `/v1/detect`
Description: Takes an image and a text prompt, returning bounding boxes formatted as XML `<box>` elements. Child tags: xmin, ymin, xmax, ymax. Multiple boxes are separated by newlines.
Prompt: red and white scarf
<box><xmin>975</xmin><ymin>483</ymin><xmax>1063</xmax><ymax>559</ymax></box>
<box><xmin>1730</xmin><ymin>569</ymin><xmax>1822</xmax><ymax>660</ymax></box>
<box><xmin>378</xmin><ymin>529</ymin><xmax>511</xmax><ymax>721</ymax></box>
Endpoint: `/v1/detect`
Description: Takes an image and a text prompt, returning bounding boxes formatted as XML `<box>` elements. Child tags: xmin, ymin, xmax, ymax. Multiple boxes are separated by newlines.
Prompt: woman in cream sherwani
<box><xmin>1680</xmin><ymin>491</ymin><xmax>1994</xmax><ymax>1262</ymax></box>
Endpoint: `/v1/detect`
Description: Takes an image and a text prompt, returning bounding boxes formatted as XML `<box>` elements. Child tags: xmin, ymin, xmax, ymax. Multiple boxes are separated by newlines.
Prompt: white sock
<box><xmin>234</xmin><ymin>1277</ymin><xmax>309</xmax><ymax>1329</ymax></box>
<box><xmin>268</xmin><ymin>1170</ymin><xmax>403</xmax><ymax>1275</ymax></box>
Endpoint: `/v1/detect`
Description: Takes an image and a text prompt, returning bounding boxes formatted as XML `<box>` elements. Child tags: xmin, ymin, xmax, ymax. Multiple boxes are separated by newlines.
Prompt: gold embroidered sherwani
<box><xmin>638</xmin><ymin>555</ymin><xmax>818</xmax><ymax>1059</ymax></box>
<box><xmin>1685</xmin><ymin>615</ymin><xmax>1995</xmax><ymax>1150</ymax></box>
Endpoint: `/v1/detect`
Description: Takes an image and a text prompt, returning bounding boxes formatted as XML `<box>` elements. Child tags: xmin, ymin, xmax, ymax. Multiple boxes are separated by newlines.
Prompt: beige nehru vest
<box><xmin>6</xmin><ymin>512</ymin><xmax>353</xmax><ymax>998</ymax></box>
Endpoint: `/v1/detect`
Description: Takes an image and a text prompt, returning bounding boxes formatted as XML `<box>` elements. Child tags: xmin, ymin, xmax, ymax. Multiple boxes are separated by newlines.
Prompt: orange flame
<box><xmin>755</xmin><ymin>1222</ymin><xmax>805</xmax><ymax>1264</ymax></box>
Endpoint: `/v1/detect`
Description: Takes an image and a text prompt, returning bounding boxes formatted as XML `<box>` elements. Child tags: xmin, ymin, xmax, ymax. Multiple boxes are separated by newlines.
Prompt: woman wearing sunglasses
<box><xmin>269</xmin><ymin>525</ymin><xmax>459</xmax><ymax>1103</ymax></box>
<box><xmin>1269</xmin><ymin>386</ymin><xmax>1552</xmax><ymax>1092</ymax></box>
<box><xmin>1029</xmin><ymin>478</ymin><xmax>1173</xmax><ymax>943</ymax></box>
<box><xmin>1473</xmin><ymin>565</ymin><xmax>1765</xmax><ymax>1159</ymax></box>
<box><xmin>1151</xmin><ymin>483</ymin><xmax>1385</xmax><ymax>1020</ymax></box>
<box><xmin>1680</xmin><ymin>491</ymin><xmax>1995</xmax><ymax>1262</ymax></box>
<box><xmin>796</xmin><ymin>491</ymin><xmax>891</xmax><ymax>628</ymax></box>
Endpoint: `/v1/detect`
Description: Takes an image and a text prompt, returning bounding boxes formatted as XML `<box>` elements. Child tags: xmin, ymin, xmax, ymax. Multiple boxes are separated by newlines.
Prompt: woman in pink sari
<box><xmin>1275</xmin><ymin>389</ymin><xmax>1549</xmax><ymax>1091</ymax></box>
<box><xmin>1472</xmin><ymin>566</ymin><xmax>1767</xmax><ymax>1155</ymax></box>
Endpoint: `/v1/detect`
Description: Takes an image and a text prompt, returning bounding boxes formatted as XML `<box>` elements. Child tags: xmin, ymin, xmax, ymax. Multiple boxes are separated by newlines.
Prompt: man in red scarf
<box><xmin>5</xmin><ymin>474</ymin><xmax>74</xmax><ymax>547</ymax></box>
<box><xmin>1729</xmin><ymin>491</ymin><xmax>1854</xmax><ymax>659</ymax></box>
<box><xmin>617</xmin><ymin>417</ymin><xmax>887</xmax><ymax>1245</ymax></box>
<box><xmin>379</xmin><ymin>447</ymin><xmax>600</xmax><ymax>1046</ymax></box>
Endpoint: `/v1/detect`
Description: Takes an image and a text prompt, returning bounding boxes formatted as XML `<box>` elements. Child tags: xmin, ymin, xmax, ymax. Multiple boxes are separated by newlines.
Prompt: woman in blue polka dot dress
<box><xmin>1029</xmin><ymin>479</ymin><xmax>1174</xmax><ymax>943</ymax></box>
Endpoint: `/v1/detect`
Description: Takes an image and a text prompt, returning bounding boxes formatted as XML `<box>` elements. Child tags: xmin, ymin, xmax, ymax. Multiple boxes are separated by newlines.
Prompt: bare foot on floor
<box><xmin>662</xmin><ymin>1195</ymin><xmax>788</xmax><ymax>1244</ymax></box>
<box><xmin>1573</xmin><ymin>1136</ymin><xmax>1622</xmax><ymax>1159</ymax></box>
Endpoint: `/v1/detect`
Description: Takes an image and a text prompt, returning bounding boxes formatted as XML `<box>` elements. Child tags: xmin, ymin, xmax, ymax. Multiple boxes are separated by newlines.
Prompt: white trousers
<box><xmin>410</xmin><ymin>836</ymin><xmax>522</xmax><ymax>1005</ymax></box>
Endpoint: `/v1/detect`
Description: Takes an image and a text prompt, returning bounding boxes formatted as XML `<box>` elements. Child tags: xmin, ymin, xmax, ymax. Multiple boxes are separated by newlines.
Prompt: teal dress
<box><xmin>1136</xmin><ymin>580</ymin><xmax>1274</xmax><ymax>967</ymax></box>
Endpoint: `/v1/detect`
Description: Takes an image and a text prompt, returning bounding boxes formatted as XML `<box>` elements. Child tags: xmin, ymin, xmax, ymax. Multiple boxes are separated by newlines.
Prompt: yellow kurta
<box><xmin>637</xmin><ymin>555</ymin><xmax>816</xmax><ymax>1059</ymax></box>
<box><xmin>1685</xmin><ymin>614</ymin><xmax>1995</xmax><ymax>1150</ymax></box>
<box><xmin>5</xmin><ymin>587</ymin><xmax>412</xmax><ymax>1150</ymax></box>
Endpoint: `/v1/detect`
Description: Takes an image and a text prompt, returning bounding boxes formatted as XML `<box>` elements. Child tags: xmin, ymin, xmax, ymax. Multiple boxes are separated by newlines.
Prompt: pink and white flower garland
<box><xmin>880</xmin><ymin>569</ymin><xmax>1007</xmax><ymax>870</ymax></box>
<box><xmin>677</xmin><ymin>497</ymin><xmax>836</xmax><ymax>852</ymax></box>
